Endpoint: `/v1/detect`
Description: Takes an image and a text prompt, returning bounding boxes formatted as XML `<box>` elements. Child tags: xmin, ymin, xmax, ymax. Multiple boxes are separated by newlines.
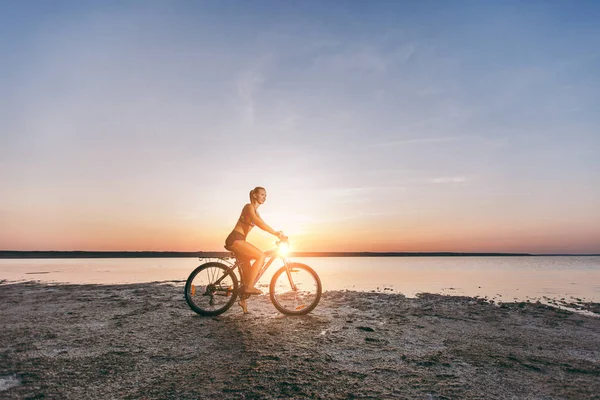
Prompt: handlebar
<box><xmin>276</xmin><ymin>236</ymin><xmax>289</xmax><ymax>245</ymax></box>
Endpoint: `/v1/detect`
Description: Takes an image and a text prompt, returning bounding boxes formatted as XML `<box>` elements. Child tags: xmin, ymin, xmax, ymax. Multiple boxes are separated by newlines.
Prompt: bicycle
<box><xmin>184</xmin><ymin>237</ymin><xmax>322</xmax><ymax>316</ymax></box>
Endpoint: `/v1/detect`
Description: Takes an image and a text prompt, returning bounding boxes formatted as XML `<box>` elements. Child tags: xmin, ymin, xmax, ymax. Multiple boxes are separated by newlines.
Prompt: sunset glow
<box><xmin>1</xmin><ymin>1</ymin><xmax>599</xmax><ymax>254</ymax></box>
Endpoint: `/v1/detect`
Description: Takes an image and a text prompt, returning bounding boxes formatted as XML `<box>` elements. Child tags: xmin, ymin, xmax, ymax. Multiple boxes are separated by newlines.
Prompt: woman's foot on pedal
<box><xmin>245</xmin><ymin>286</ymin><xmax>263</xmax><ymax>295</ymax></box>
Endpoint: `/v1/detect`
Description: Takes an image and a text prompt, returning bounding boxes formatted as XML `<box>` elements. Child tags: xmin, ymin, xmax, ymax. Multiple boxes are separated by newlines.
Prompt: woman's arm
<box><xmin>245</xmin><ymin>204</ymin><xmax>281</xmax><ymax>237</ymax></box>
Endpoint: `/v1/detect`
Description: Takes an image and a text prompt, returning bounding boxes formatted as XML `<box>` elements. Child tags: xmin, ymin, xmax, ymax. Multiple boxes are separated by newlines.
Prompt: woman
<box><xmin>224</xmin><ymin>187</ymin><xmax>283</xmax><ymax>300</ymax></box>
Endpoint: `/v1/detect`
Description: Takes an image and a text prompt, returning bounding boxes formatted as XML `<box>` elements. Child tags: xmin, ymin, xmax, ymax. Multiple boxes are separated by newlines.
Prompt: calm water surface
<box><xmin>1</xmin><ymin>256</ymin><xmax>599</xmax><ymax>302</ymax></box>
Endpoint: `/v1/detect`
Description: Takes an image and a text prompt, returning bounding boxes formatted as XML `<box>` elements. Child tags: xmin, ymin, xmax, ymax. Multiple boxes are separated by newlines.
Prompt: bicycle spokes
<box><xmin>185</xmin><ymin>263</ymin><xmax>238</xmax><ymax>316</ymax></box>
<box><xmin>270</xmin><ymin>263</ymin><xmax>321</xmax><ymax>315</ymax></box>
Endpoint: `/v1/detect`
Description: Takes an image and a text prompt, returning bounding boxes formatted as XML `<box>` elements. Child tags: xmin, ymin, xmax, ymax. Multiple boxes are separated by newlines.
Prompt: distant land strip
<box><xmin>2</xmin><ymin>250</ymin><xmax>596</xmax><ymax>259</ymax></box>
<box><xmin>0</xmin><ymin>250</ymin><xmax>600</xmax><ymax>259</ymax></box>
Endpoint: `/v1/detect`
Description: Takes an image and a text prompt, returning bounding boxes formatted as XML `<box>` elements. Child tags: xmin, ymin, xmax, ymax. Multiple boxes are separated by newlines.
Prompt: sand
<box><xmin>1</xmin><ymin>280</ymin><xmax>599</xmax><ymax>399</ymax></box>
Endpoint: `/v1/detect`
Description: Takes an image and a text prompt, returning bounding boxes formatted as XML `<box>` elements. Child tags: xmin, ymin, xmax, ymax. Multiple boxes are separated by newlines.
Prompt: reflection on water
<box><xmin>1</xmin><ymin>256</ymin><xmax>599</xmax><ymax>302</ymax></box>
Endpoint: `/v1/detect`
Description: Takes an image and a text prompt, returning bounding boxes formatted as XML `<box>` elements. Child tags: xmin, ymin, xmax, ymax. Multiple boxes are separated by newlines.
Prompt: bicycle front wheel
<box><xmin>185</xmin><ymin>262</ymin><xmax>238</xmax><ymax>316</ymax></box>
<box><xmin>269</xmin><ymin>263</ymin><xmax>321</xmax><ymax>315</ymax></box>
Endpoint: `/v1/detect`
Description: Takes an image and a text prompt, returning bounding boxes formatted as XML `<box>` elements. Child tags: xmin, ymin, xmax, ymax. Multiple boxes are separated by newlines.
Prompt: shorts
<box><xmin>225</xmin><ymin>230</ymin><xmax>246</xmax><ymax>249</ymax></box>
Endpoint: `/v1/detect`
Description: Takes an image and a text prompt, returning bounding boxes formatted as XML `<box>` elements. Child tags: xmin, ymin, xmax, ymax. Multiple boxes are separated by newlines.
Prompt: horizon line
<box><xmin>1</xmin><ymin>250</ymin><xmax>599</xmax><ymax>258</ymax></box>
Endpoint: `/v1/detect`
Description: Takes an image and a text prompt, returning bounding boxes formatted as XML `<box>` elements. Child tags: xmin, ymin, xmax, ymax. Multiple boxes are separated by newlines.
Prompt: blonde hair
<box><xmin>249</xmin><ymin>186</ymin><xmax>265</xmax><ymax>202</ymax></box>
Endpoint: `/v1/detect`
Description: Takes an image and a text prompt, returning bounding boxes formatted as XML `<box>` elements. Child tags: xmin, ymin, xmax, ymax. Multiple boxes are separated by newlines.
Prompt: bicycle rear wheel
<box><xmin>269</xmin><ymin>263</ymin><xmax>321</xmax><ymax>315</ymax></box>
<box><xmin>185</xmin><ymin>262</ymin><xmax>238</xmax><ymax>316</ymax></box>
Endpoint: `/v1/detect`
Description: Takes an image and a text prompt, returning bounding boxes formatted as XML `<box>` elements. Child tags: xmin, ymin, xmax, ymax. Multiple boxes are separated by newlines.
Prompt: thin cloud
<box><xmin>370</xmin><ymin>136</ymin><xmax>465</xmax><ymax>148</ymax></box>
<box><xmin>324</xmin><ymin>185</ymin><xmax>406</xmax><ymax>197</ymax></box>
<box><xmin>236</xmin><ymin>66</ymin><xmax>265</xmax><ymax>125</ymax></box>
<box><xmin>316</xmin><ymin>211</ymin><xmax>392</xmax><ymax>223</ymax></box>
<box><xmin>400</xmin><ymin>43</ymin><xmax>416</xmax><ymax>64</ymax></box>
<box><xmin>431</xmin><ymin>176</ymin><xmax>468</xmax><ymax>184</ymax></box>
<box><xmin>322</xmin><ymin>185</ymin><xmax>408</xmax><ymax>204</ymax></box>
<box><xmin>325</xmin><ymin>187</ymin><xmax>367</xmax><ymax>197</ymax></box>
<box><xmin>323</xmin><ymin>187</ymin><xmax>371</xmax><ymax>204</ymax></box>
<box><xmin>486</xmin><ymin>192</ymin><xmax>532</xmax><ymax>196</ymax></box>
<box><xmin>314</xmin><ymin>47</ymin><xmax>388</xmax><ymax>75</ymax></box>
<box><xmin>417</xmin><ymin>87</ymin><xmax>446</xmax><ymax>97</ymax></box>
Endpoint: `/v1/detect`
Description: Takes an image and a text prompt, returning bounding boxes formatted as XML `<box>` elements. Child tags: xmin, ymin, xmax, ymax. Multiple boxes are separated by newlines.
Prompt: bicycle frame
<box><xmin>255</xmin><ymin>247</ymin><xmax>287</xmax><ymax>283</ymax></box>
<box><xmin>207</xmin><ymin>241</ymin><xmax>293</xmax><ymax>292</ymax></box>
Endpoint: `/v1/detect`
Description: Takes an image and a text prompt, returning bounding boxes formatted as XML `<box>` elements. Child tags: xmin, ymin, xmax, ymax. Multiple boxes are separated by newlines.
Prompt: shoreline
<box><xmin>1</xmin><ymin>281</ymin><xmax>599</xmax><ymax>399</ymax></box>
<box><xmin>2</xmin><ymin>277</ymin><xmax>599</xmax><ymax>316</ymax></box>
<box><xmin>2</xmin><ymin>276</ymin><xmax>599</xmax><ymax>311</ymax></box>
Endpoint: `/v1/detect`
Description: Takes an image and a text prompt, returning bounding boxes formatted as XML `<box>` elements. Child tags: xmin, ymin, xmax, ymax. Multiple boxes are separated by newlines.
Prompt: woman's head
<box><xmin>249</xmin><ymin>186</ymin><xmax>266</xmax><ymax>204</ymax></box>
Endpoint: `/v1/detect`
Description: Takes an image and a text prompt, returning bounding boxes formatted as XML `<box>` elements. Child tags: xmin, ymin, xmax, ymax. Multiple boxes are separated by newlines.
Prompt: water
<box><xmin>1</xmin><ymin>256</ymin><xmax>599</xmax><ymax>303</ymax></box>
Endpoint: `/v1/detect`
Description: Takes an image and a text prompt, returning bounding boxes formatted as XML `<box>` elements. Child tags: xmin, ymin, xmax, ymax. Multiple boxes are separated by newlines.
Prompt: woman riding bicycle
<box><xmin>224</xmin><ymin>186</ymin><xmax>284</xmax><ymax>296</ymax></box>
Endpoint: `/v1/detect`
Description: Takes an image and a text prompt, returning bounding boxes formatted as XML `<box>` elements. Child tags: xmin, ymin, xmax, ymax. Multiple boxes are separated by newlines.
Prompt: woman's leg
<box><xmin>229</xmin><ymin>240</ymin><xmax>265</xmax><ymax>291</ymax></box>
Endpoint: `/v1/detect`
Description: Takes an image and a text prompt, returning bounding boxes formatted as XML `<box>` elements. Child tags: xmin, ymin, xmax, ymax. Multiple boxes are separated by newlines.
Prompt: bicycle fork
<box><xmin>284</xmin><ymin>262</ymin><xmax>299</xmax><ymax>291</ymax></box>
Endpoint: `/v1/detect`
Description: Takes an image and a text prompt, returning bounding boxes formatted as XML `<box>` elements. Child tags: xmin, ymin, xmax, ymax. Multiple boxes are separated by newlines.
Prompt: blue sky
<box><xmin>1</xmin><ymin>1</ymin><xmax>599</xmax><ymax>253</ymax></box>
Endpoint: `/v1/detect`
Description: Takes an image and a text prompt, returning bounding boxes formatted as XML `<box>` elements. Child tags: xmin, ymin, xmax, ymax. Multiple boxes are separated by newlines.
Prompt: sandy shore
<box><xmin>1</xmin><ymin>281</ymin><xmax>599</xmax><ymax>399</ymax></box>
